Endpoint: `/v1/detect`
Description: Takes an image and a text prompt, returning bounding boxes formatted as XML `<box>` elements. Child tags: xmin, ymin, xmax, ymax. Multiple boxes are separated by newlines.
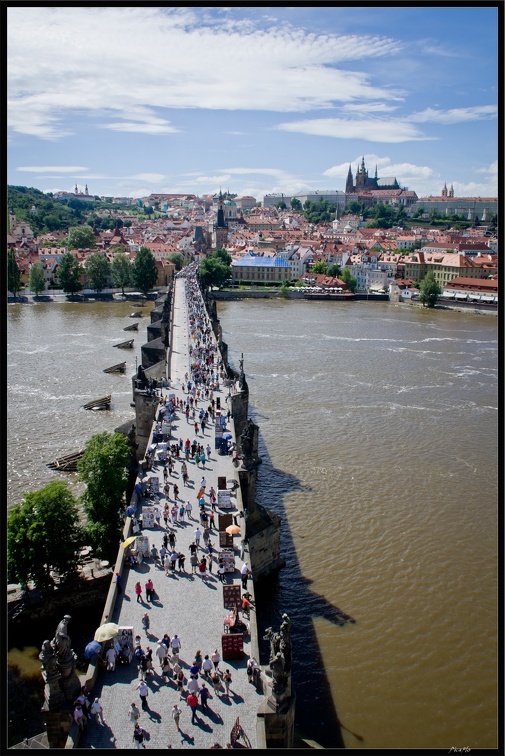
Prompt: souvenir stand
<box><xmin>116</xmin><ymin>626</ymin><xmax>134</xmax><ymax>664</ymax></box>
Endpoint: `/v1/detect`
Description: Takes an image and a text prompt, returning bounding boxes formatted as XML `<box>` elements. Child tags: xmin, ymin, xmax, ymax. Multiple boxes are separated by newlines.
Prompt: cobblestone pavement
<box><xmin>79</xmin><ymin>277</ymin><xmax>264</xmax><ymax>749</ymax></box>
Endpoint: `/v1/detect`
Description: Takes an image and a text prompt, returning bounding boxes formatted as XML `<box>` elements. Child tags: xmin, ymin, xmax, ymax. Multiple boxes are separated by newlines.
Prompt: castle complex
<box><xmin>345</xmin><ymin>157</ymin><xmax>401</xmax><ymax>193</ymax></box>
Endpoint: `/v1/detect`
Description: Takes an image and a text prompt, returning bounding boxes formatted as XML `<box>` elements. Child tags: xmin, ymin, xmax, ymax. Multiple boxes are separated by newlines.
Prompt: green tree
<box><xmin>28</xmin><ymin>261</ymin><xmax>45</xmax><ymax>295</ymax></box>
<box><xmin>418</xmin><ymin>271</ymin><xmax>442</xmax><ymax>308</ymax></box>
<box><xmin>275</xmin><ymin>201</ymin><xmax>287</xmax><ymax>210</ymax></box>
<box><xmin>327</xmin><ymin>262</ymin><xmax>342</xmax><ymax>278</ymax></box>
<box><xmin>7</xmin><ymin>481</ymin><xmax>84</xmax><ymax>590</ymax></box>
<box><xmin>111</xmin><ymin>253</ymin><xmax>132</xmax><ymax>295</ymax></box>
<box><xmin>67</xmin><ymin>225</ymin><xmax>96</xmax><ymax>250</ymax></box>
<box><xmin>345</xmin><ymin>200</ymin><xmax>363</xmax><ymax>215</ymax></box>
<box><xmin>132</xmin><ymin>246</ymin><xmax>158</xmax><ymax>293</ymax></box>
<box><xmin>311</xmin><ymin>261</ymin><xmax>328</xmax><ymax>274</ymax></box>
<box><xmin>167</xmin><ymin>252</ymin><xmax>183</xmax><ymax>271</ymax></box>
<box><xmin>290</xmin><ymin>198</ymin><xmax>303</xmax><ymax>212</ymax></box>
<box><xmin>57</xmin><ymin>252</ymin><xmax>82</xmax><ymax>294</ymax></box>
<box><xmin>198</xmin><ymin>249</ymin><xmax>231</xmax><ymax>288</ymax></box>
<box><xmin>78</xmin><ymin>432</ymin><xmax>130</xmax><ymax>559</ymax></box>
<box><xmin>8</xmin><ymin>249</ymin><xmax>22</xmax><ymax>295</ymax></box>
<box><xmin>43</xmin><ymin>213</ymin><xmax>66</xmax><ymax>232</ymax></box>
<box><xmin>341</xmin><ymin>267</ymin><xmax>358</xmax><ymax>293</ymax></box>
<box><xmin>214</xmin><ymin>247</ymin><xmax>232</xmax><ymax>266</ymax></box>
<box><xmin>85</xmin><ymin>252</ymin><xmax>110</xmax><ymax>291</ymax></box>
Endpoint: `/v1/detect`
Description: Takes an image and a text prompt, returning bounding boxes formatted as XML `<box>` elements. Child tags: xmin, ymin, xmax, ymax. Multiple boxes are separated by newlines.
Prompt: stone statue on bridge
<box><xmin>264</xmin><ymin>615</ymin><xmax>291</xmax><ymax>700</ymax></box>
<box><xmin>240</xmin><ymin>419</ymin><xmax>255</xmax><ymax>461</ymax></box>
<box><xmin>40</xmin><ymin>615</ymin><xmax>81</xmax><ymax>709</ymax></box>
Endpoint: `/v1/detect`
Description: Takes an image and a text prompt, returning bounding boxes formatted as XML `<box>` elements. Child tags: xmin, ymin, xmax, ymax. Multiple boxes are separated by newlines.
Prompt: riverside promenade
<box><xmin>78</xmin><ymin>275</ymin><xmax>265</xmax><ymax>749</ymax></box>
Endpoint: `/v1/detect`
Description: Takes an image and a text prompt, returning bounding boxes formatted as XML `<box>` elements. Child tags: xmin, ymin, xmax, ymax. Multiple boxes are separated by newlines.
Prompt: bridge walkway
<box><xmin>78</xmin><ymin>276</ymin><xmax>263</xmax><ymax>749</ymax></box>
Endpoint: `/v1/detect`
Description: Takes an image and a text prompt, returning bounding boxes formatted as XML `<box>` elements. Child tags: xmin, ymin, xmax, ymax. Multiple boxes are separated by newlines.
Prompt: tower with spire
<box><xmin>212</xmin><ymin>190</ymin><xmax>228</xmax><ymax>250</ymax></box>
<box><xmin>345</xmin><ymin>157</ymin><xmax>399</xmax><ymax>194</ymax></box>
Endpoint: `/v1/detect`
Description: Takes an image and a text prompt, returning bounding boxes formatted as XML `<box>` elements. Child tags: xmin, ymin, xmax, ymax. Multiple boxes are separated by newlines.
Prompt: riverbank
<box><xmin>8</xmin><ymin>289</ymin><xmax>158</xmax><ymax>304</ymax></box>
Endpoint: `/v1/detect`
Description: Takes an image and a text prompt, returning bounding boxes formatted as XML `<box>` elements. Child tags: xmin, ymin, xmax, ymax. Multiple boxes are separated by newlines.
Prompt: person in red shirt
<box><xmin>241</xmin><ymin>596</ymin><xmax>252</xmax><ymax>618</ymax></box>
<box><xmin>135</xmin><ymin>582</ymin><xmax>142</xmax><ymax>603</ymax></box>
<box><xmin>187</xmin><ymin>692</ymin><xmax>198</xmax><ymax>723</ymax></box>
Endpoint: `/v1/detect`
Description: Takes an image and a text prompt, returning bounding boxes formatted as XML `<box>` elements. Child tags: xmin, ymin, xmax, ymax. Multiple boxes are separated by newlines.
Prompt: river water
<box><xmin>7</xmin><ymin>300</ymin><xmax>152</xmax><ymax>509</ymax></box>
<box><xmin>7</xmin><ymin>298</ymin><xmax>498</xmax><ymax>748</ymax></box>
<box><xmin>216</xmin><ymin>299</ymin><xmax>498</xmax><ymax>750</ymax></box>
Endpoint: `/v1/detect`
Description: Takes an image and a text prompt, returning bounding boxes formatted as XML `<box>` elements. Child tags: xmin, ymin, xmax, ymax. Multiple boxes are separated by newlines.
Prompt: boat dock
<box><xmin>78</xmin><ymin>276</ymin><xmax>265</xmax><ymax>749</ymax></box>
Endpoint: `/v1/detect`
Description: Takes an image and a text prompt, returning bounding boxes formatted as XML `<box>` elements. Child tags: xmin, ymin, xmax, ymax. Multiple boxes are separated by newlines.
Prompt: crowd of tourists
<box><xmin>94</xmin><ymin>264</ymin><xmax>259</xmax><ymax>747</ymax></box>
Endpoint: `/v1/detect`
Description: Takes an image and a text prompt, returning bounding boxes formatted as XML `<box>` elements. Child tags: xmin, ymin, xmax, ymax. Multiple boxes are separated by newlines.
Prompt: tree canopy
<box><xmin>340</xmin><ymin>267</ymin><xmax>358</xmax><ymax>292</ymax></box>
<box><xmin>303</xmin><ymin>198</ymin><xmax>336</xmax><ymax>224</ymax></box>
<box><xmin>311</xmin><ymin>261</ymin><xmax>328</xmax><ymax>275</ymax></box>
<box><xmin>67</xmin><ymin>225</ymin><xmax>96</xmax><ymax>250</ymax></box>
<box><xmin>28</xmin><ymin>261</ymin><xmax>46</xmax><ymax>295</ymax></box>
<box><xmin>418</xmin><ymin>271</ymin><xmax>442</xmax><ymax>308</ymax></box>
<box><xmin>57</xmin><ymin>252</ymin><xmax>82</xmax><ymax>294</ymax></box>
<box><xmin>167</xmin><ymin>252</ymin><xmax>183</xmax><ymax>271</ymax></box>
<box><xmin>290</xmin><ymin>198</ymin><xmax>303</xmax><ymax>212</ymax></box>
<box><xmin>7</xmin><ymin>481</ymin><xmax>84</xmax><ymax>590</ymax></box>
<box><xmin>327</xmin><ymin>262</ymin><xmax>342</xmax><ymax>278</ymax></box>
<box><xmin>78</xmin><ymin>432</ymin><xmax>130</xmax><ymax>559</ymax></box>
<box><xmin>8</xmin><ymin>249</ymin><xmax>22</xmax><ymax>295</ymax></box>
<box><xmin>111</xmin><ymin>253</ymin><xmax>132</xmax><ymax>295</ymax></box>
<box><xmin>8</xmin><ymin>185</ymin><xmax>97</xmax><ymax>235</ymax></box>
<box><xmin>131</xmin><ymin>246</ymin><xmax>158</xmax><ymax>293</ymax></box>
<box><xmin>198</xmin><ymin>248</ymin><xmax>231</xmax><ymax>288</ymax></box>
<box><xmin>85</xmin><ymin>252</ymin><xmax>110</xmax><ymax>291</ymax></box>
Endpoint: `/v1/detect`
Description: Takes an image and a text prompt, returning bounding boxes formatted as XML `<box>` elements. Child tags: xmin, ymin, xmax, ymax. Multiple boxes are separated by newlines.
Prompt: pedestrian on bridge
<box><xmin>171</xmin><ymin>704</ymin><xmax>182</xmax><ymax>730</ymax></box>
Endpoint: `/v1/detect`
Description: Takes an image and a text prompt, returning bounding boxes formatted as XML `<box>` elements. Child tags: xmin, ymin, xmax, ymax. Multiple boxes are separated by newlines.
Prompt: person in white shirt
<box><xmin>187</xmin><ymin>676</ymin><xmax>200</xmax><ymax>694</ymax></box>
<box><xmin>106</xmin><ymin>646</ymin><xmax>117</xmax><ymax>672</ymax></box>
<box><xmin>90</xmin><ymin>698</ymin><xmax>104</xmax><ymax>724</ymax></box>
<box><xmin>202</xmin><ymin>654</ymin><xmax>213</xmax><ymax>679</ymax></box>
<box><xmin>155</xmin><ymin>641</ymin><xmax>167</xmax><ymax>667</ymax></box>
<box><xmin>211</xmin><ymin>649</ymin><xmax>221</xmax><ymax>672</ymax></box>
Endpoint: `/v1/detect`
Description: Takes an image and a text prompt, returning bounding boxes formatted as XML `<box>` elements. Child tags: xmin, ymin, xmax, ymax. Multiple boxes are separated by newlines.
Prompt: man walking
<box><xmin>136</xmin><ymin>680</ymin><xmax>149</xmax><ymax>710</ymax></box>
<box><xmin>241</xmin><ymin>562</ymin><xmax>250</xmax><ymax>590</ymax></box>
<box><xmin>187</xmin><ymin>693</ymin><xmax>198</xmax><ymax>724</ymax></box>
<box><xmin>90</xmin><ymin>697</ymin><xmax>104</xmax><ymax>725</ymax></box>
<box><xmin>199</xmin><ymin>683</ymin><xmax>211</xmax><ymax>712</ymax></box>
<box><xmin>132</xmin><ymin>723</ymin><xmax>146</xmax><ymax>748</ymax></box>
<box><xmin>171</xmin><ymin>634</ymin><xmax>182</xmax><ymax>658</ymax></box>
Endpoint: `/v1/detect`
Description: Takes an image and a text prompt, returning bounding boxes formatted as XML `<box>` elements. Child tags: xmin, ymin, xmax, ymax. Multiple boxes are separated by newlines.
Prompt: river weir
<box><xmin>7</xmin><ymin>295</ymin><xmax>498</xmax><ymax>748</ymax></box>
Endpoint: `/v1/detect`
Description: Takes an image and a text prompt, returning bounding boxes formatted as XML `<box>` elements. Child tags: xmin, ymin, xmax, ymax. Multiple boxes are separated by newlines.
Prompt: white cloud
<box><xmin>128</xmin><ymin>173</ymin><xmax>168</xmax><ymax>183</ymax></box>
<box><xmin>474</xmin><ymin>160</ymin><xmax>497</xmax><ymax>176</ymax></box>
<box><xmin>276</xmin><ymin>117</ymin><xmax>432</xmax><ymax>143</ymax></box>
<box><xmin>7</xmin><ymin>6</ymin><xmax>404</xmax><ymax>139</ymax></box>
<box><xmin>16</xmin><ymin>165</ymin><xmax>88</xmax><ymax>173</ymax></box>
<box><xmin>101</xmin><ymin>122</ymin><xmax>179</xmax><ymax>135</ymax></box>
<box><xmin>190</xmin><ymin>174</ymin><xmax>233</xmax><ymax>186</ymax></box>
<box><xmin>341</xmin><ymin>102</ymin><xmax>399</xmax><ymax>114</ymax></box>
<box><xmin>408</xmin><ymin>105</ymin><xmax>497</xmax><ymax>124</ymax></box>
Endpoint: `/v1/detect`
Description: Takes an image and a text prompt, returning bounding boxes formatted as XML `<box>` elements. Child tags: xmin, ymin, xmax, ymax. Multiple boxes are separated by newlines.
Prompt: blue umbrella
<box><xmin>84</xmin><ymin>640</ymin><xmax>102</xmax><ymax>659</ymax></box>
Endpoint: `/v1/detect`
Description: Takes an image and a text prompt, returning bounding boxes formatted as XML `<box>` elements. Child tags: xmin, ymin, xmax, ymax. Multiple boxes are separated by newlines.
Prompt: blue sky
<box><xmin>7</xmin><ymin>5</ymin><xmax>499</xmax><ymax>201</ymax></box>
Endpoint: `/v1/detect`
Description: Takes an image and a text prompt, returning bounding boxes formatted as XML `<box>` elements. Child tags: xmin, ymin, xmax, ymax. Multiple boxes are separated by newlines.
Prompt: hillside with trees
<box><xmin>8</xmin><ymin>185</ymin><xmax>97</xmax><ymax>235</ymax></box>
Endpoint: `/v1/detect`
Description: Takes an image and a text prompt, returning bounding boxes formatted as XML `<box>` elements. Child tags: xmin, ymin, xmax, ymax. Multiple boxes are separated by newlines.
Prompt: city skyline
<box><xmin>7</xmin><ymin>5</ymin><xmax>499</xmax><ymax>200</ymax></box>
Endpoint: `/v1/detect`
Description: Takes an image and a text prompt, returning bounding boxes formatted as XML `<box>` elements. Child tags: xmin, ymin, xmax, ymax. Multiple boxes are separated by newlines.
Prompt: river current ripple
<box><xmin>7</xmin><ymin>299</ymin><xmax>498</xmax><ymax>748</ymax></box>
<box><xmin>217</xmin><ymin>299</ymin><xmax>498</xmax><ymax>750</ymax></box>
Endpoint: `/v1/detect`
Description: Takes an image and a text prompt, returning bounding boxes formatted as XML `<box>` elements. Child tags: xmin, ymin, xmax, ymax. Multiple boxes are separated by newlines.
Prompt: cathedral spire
<box><xmin>346</xmin><ymin>164</ymin><xmax>354</xmax><ymax>194</ymax></box>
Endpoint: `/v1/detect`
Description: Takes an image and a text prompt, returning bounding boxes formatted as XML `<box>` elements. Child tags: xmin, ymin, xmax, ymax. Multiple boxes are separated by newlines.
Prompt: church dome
<box><xmin>224</xmin><ymin>199</ymin><xmax>236</xmax><ymax>207</ymax></box>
